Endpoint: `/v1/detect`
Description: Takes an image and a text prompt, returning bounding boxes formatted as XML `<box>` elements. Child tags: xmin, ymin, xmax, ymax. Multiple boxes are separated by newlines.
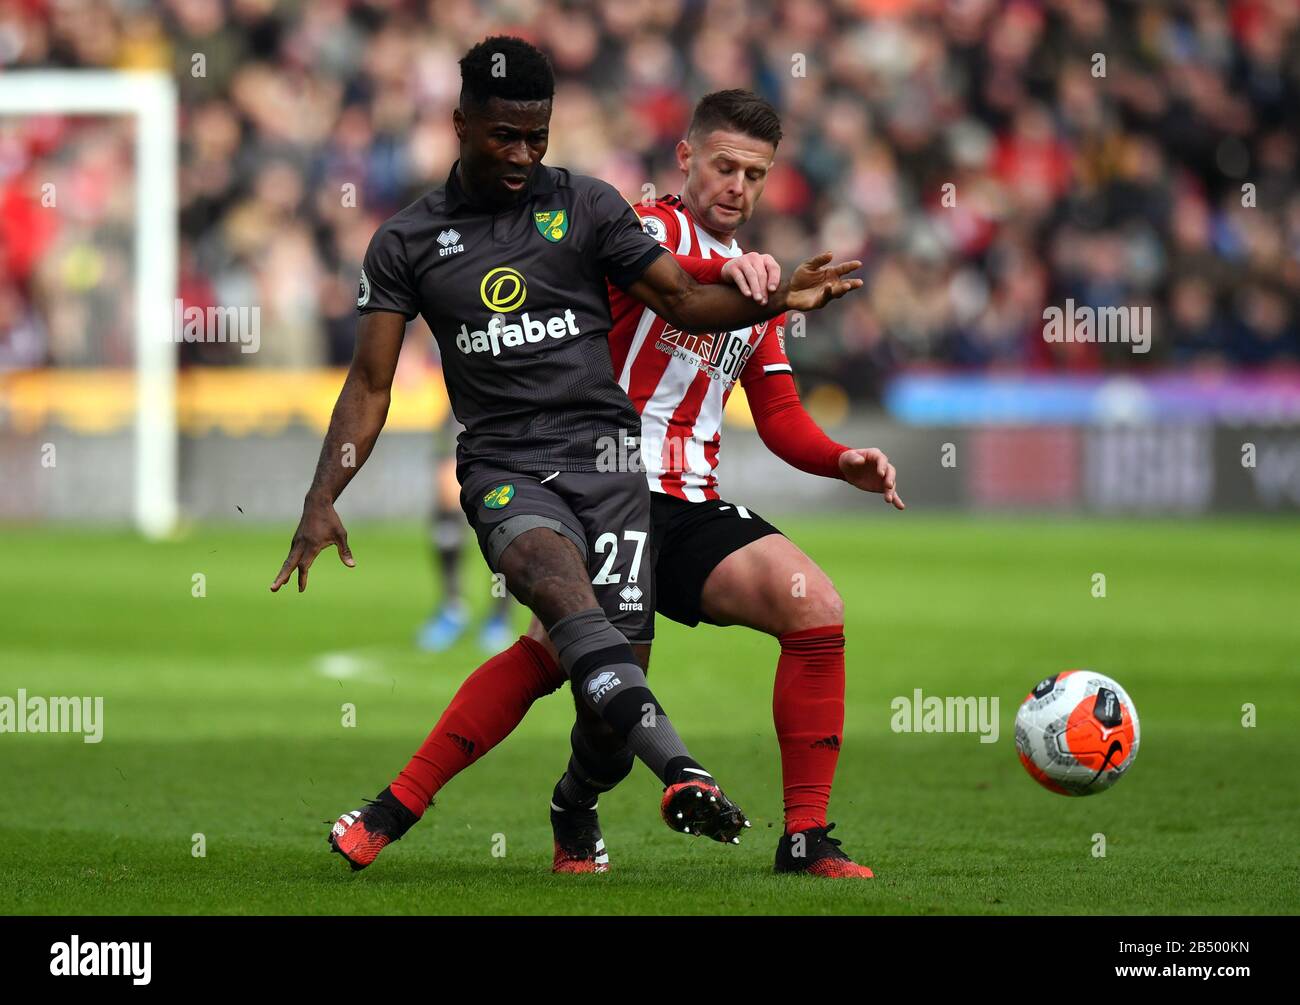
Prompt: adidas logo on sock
<box><xmin>446</xmin><ymin>732</ymin><xmax>476</xmax><ymax>756</ymax></box>
<box><xmin>811</xmin><ymin>735</ymin><xmax>841</xmax><ymax>750</ymax></box>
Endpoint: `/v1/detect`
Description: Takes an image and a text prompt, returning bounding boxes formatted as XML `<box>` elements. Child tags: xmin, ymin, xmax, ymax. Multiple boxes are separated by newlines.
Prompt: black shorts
<box><xmin>460</xmin><ymin>464</ymin><xmax>655</xmax><ymax>644</ymax></box>
<box><xmin>650</xmin><ymin>492</ymin><xmax>783</xmax><ymax>628</ymax></box>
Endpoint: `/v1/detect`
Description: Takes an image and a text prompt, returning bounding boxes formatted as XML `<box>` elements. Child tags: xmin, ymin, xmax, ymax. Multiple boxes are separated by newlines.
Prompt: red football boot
<box><xmin>774</xmin><ymin>823</ymin><xmax>874</xmax><ymax>878</ymax></box>
<box><xmin>328</xmin><ymin>791</ymin><xmax>417</xmax><ymax>871</ymax></box>
<box><xmin>550</xmin><ymin>800</ymin><xmax>610</xmax><ymax>874</ymax></box>
<box><xmin>660</xmin><ymin>774</ymin><xmax>750</xmax><ymax>843</ymax></box>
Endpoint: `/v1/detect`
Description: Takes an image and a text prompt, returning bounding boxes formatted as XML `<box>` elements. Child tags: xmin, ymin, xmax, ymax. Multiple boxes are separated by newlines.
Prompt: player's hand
<box><xmin>720</xmin><ymin>252</ymin><xmax>780</xmax><ymax>304</ymax></box>
<box><xmin>271</xmin><ymin>497</ymin><xmax>356</xmax><ymax>593</ymax></box>
<box><xmin>786</xmin><ymin>251</ymin><xmax>863</xmax><ymax>311</ymax></box>
<box><xmin>838</xmin><ymin>448</ymin><xmax>905</xmax><ymax>510</ymax></box>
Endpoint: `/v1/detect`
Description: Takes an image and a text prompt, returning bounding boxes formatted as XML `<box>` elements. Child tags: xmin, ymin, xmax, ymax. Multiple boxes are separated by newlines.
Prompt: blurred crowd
<box><xmin>1</xmin><ymin>0</ymin><xmax>1298</xmax><ymax>396</ymax></box>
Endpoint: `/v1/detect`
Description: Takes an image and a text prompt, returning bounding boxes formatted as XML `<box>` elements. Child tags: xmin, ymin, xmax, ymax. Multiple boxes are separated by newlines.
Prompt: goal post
<box><xmin>0</xmin><ymin>70</ymin><xmax>178</xmax><ymax>538</ymax></box>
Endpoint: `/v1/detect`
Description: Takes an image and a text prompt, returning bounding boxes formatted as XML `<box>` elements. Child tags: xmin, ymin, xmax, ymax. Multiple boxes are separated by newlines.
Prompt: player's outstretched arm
<box><xmin>271</xmin><ymin>310</ymin><xmax>406</xmax><ymax>593</ymax></box>
<box><xmin>626</xmin><ymin>250</ymin><xmax>861</xmax><ymax>334</ymax></box>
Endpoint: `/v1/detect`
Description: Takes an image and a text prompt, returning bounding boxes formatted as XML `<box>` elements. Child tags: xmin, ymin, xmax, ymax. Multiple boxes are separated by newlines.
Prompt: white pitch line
<box><xmin>314</xmin><ymin>651</ymin><xmax>371</xmax><ymax>679</ymax></box>
<box><xmin>311</xmin><ymin>645</ymin><xmax>456</xmax><ymax>686</ymax></box>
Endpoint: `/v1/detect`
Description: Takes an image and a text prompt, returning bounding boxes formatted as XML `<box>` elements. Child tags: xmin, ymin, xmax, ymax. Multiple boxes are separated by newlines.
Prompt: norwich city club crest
<box><xmin>483</xmin><ymin>483</ymin><xmax>515</xmax><ymax>509</ymax></box>
<box><xmin>534</xmin><ymin>210</ymin><xmax>569</xmax><ymax>242</ymax></box>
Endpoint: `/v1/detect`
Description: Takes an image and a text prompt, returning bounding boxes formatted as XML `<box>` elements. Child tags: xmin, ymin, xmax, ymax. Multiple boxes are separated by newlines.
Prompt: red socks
<box><xmin>390</xmin><ymin>636</ymin><xmax>566</xmax><ymax>816</ymax></box>
<box><xmin>773</xmin><ymin>625</ymin><xmax>846</xmax><ymax>834</ymax></box>
<box><xmin>389</xmin><ymin>627</ymin><xmax>846</xmax><ymax>833</ymax></box>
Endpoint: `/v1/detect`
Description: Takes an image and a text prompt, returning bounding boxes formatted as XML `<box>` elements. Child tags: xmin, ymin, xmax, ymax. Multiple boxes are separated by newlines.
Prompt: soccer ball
<box><xmin>1014</xmin><ymin>670</ymin><xmax>1140</xmax><ymax>796</ymax></box>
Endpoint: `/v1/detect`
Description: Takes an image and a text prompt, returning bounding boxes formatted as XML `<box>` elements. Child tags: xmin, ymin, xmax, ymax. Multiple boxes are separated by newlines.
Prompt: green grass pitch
<box><xmin>1</xmin><ymin>516</ymin><xmax>1296</xmax><ymax>915</ymax></box>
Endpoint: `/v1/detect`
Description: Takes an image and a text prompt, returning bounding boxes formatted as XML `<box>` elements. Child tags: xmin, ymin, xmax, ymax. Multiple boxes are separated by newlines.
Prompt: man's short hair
<box><xmin>687</xmin><ymin>89</ymin><xmax>782</xmax><ymax>147</ymax></box>
<box><xmin>459</xmin><ymin>35</ymin><xmax>555</xmax><ymax>109</ymax></box>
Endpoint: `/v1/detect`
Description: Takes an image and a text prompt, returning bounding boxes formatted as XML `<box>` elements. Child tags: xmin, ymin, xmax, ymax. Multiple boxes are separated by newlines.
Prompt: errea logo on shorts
<box><xmin>456</xmin><ymin>266</ymin><xmax>582</xmax><ymax>357</ymax></box>
<box><xmin>619</xmin><ymin>583</ymin><xmax>644</xmax><ymax>612</ymax></box>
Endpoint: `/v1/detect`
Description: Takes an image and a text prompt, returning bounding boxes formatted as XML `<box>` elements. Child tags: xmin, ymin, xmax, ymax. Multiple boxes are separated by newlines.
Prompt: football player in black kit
<box><xmin>270</xmin><ymin>35</ymin><xmax>862</xmax><ymax>871</ymax></box>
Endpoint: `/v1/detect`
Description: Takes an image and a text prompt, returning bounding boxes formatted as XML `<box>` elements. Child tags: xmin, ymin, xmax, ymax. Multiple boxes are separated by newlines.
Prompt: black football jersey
<box><xmin>358</xmin><ymin>161</ymin><xmax>666</xmax><ymax>475</ymax></box>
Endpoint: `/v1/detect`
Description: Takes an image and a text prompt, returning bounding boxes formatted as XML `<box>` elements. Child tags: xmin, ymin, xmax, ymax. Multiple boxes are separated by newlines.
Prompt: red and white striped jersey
<box><xmin>608</xmin><ymin>194</ymin><xmax>793</xmax><ymax>502</ymax></box>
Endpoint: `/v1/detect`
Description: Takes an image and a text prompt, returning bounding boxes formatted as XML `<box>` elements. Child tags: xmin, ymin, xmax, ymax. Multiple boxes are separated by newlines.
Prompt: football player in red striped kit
<box><xmin>538</xmin><ymin>89</ymin><xmax>904</xmax><ymax>878</ymax></box>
